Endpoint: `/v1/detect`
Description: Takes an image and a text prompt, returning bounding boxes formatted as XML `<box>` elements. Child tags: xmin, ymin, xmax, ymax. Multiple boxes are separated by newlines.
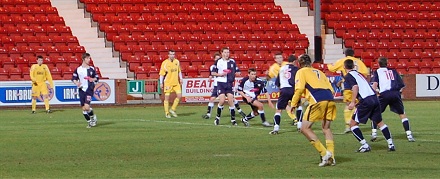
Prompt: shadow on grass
<box><xmin>97</xmin><ymin>121</ymin><xmax>115</xmax><ymax>127</ymax></box>
<box><xmin>178</xmin><ymin>112</ymin><xmax>197</xmax><ymax>116</ymax></box>
<box><xmin>48</xmin><ymin>109</ymin><xmax>66</xmax><ymax>113</ymax></box>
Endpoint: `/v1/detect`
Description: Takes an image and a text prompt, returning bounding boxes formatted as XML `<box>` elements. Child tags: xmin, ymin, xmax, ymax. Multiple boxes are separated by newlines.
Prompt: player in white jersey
<box><xmin>344</xmin><ymin>59</ymin><xmax>395</xmax><ymax>152</ymax></box>
<box><xmin>370</xmin><ymin>57</ymin><xmax>414</xmax><ymax>142</ymax></box>
<box><xmin>202</xmin><ymin>52</ymin><xmax>246</xmax><ymax>119</ymax></box>
<box><xmin>270</xmin><ymin>55</ymin><xmax>299</xmax><ymax>134</ymax></box>
<box><xmin>211</xmin><ymin>47</ymin><xmax>240</xmax><ymax>125</ymax></box>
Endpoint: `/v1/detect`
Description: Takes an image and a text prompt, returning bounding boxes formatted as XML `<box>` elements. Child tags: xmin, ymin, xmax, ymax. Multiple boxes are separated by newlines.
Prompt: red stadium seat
<box><xmin>8</xmin><ymin>68</ymin><xmax>22</xmax><ymax>80</ymax></box>
<box><xmin>21</xmin><ymin>66</ymin><xmax>31</xmax><ymax>81</ymax></box>
<box><xmin>50</xmin><ymin>67</ymin><xmax>63</xmax><ymax>80</ymax></box>
<box><xmin>15</xmin><ymin>57</ymin><xmax>30</xmax><ymax>68</ymax></box>
<box><xmin>62</xmin><ymin>66</ymin><xmax>75</xmax><ymax>79</ymax></box>
<box><xmin>0</xmin><ymin>68</ymin><xmax>8</xmax><ymax>80</ymax></box>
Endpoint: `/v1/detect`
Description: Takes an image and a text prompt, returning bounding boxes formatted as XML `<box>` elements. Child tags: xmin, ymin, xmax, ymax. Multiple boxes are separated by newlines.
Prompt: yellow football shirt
<box><xmin>291</xmin><ymin>67</ymin><xmax>334</xmax><ymax>107</ymax></box>
<box><xmin>268</xmin><ymin>61</ymin><xmax>288</xmax><ymax>79</ymax></box>
<box><xmin>327</xmin><ymin>56</ymin><xmax>369</xmax><ymax>77</ymax></box>
<box><xmin>30</xmin><ymin>64</ymin><xmax>53</xmax><ymax>87</ymax></box>
<box><xmin>159</xmin><ymin>59</ymin><xmax>181</xmax><ymax>86</ymax></box>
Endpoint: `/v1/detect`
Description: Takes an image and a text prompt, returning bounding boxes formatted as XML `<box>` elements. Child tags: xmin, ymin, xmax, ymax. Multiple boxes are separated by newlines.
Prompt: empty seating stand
<box><xmin>81</xmin><ymin>0</ymin><xmax>309</xmax><ymax>79</ymax></box>
<box><xmin>0</xmin><ymin>0</ymin><xmax>98</xmax><ymax>80</ymax></box>
<box><xmin>303</xmin><ymin>0</ymin><xmax>440</xmax><ymax>74</ymax></box>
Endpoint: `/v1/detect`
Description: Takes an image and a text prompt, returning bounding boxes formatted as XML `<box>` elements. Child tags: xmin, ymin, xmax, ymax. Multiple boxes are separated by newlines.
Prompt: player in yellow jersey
<box><xmin>266</xmin><ymin>52</ymin><xmax>299</xmax><ymax>123</ymax></box>
<box><xmin>159</xmin><ymin>49</ymin><xmax>183</xmax><ymax>118</ymax></box>
<box><xmin>30</xmin><ymin>55</ymin><xmax>54</xmax><ymax>114</ymax></box>
<box><xmin>327</xmin><ymin>48</ymin><xmax>369</xmax><ymax>133</ymax></box>
<box><xmin>290</xmin><ymin>54</ymin><xmax>336</xmax><ymax>167</ymax></box>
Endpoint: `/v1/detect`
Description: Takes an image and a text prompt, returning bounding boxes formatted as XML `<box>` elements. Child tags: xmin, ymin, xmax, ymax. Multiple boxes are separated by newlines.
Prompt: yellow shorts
<box><xmin>302</xmin><ymin>101</ymin><xmax>337</xmax><ymax>122</ymax></box>
<box><xmin>343</xmin><ymin>90</ymin><xmax>352</xmax><ymax>103</ymax></box>
<box><xmin>32</xmin><ymin>83</ymin><xmax>49</xmax><ymax>97</ymax></box>
<box><xmin>163</xmin><ymin>84</ymin><xmax>182</xmax><ymax>95</ymax></box>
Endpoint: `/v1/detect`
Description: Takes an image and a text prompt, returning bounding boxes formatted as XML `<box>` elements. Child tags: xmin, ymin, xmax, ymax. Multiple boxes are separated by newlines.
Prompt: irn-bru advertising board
<box><xmin>0</xmin><ymin>80</ymin><xmax>115</xmax><ymax>106</ymax></box>
<box><xmin>182</xmin><ymin>76</ymin><xmax>343</xmax><ymax>102</ymax></box>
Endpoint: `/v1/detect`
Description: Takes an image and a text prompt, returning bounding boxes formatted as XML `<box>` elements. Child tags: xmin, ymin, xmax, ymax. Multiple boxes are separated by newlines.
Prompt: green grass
<box><xmin>1</xmin><ymin>101</ymin><xmax>440</xmax><ymax>178</ymax></box>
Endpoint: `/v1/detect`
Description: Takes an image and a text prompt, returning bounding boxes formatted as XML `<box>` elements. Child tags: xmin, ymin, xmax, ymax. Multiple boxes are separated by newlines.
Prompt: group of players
<box><xmin>30</xmin><ymin>53</ymin><xmax>99</xmax><ymax>128</ymax></box>
<box><xmin>157</xmin><ymin>47</ymin><xmax>415</xmax><ymax>167</ymax></box>
<box><xmin>30</xmin><ymin>47</ymin><xmax>415</xmax><ymax>167</ymax></box>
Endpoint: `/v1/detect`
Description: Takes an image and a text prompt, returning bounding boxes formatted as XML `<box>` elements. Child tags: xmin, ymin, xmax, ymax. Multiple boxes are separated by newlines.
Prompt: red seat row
<box><xmin>0</xmin><ymin>55</ymin><xmax>84</xmax><ymax>68</ymax></box>
<box><xmin>0</xmin><ymin>6</ymin><xmax>58</xmax><ymax>14</ymax></box>
<box><xmin>0</xmin><ymin>35</ymin><xmax>79</xmax><ymax>47</ymax></box>
<box><xmin>323</xmin><ymin>2</ymin><xmax>440</xmax><ymax>13</ymax></box>
<box><xmin>103</xmin><ymin>24</ymin><xmax>299</xmax><ymax>40</ymax></box>
<box><xmin>327</xmin><ymin>12</ymin><xmax>440</xmax><ymax>24</ymax></box>
<box><xmin>0</xmin><ymin>66</ymin><xmax>94</xmax><ymax>81</ymax></box>
<box><xmin>0</xmin><ymin>24</ymin><xmax>72</xmax><ymax>36</ymax></box>
<box><xmin>111</xmin><ymin>33</ymin><xmax>307</xmax><ymax>47</ymax></box>
<box><xmin>94</xmin><ymin>14</ymin><xmax>291</xmax><ymax>30</ymax></box>
<box><xmin>0</xmin><ymin>14</ymin><xmax>65</xmax><ymax>26</ymax></box>
<box><xmin>82</xmin><ymin>0</ymin><xmax>274</xmax><ymax>6</ymax></box>
<box><xmin>88</xmin><ymin>4</ymin><xmax>282</xmax><ymax>16</ymax></box>
<box><xmin>0</xmin><ymin>0</ymin><xmax>52</xmax><ymax>6</ymax></box>
<box><xmin>0</xmin><ymin>45</ymin><xmax>86</xmax><ymax>58</ymax></box>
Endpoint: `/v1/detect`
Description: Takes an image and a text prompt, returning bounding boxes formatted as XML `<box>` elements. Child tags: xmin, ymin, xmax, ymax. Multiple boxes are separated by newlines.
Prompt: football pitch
<box><xmin>1</xmin><ymin>101</ymin><xmax>440</xmax><ymax>178</ymax></box>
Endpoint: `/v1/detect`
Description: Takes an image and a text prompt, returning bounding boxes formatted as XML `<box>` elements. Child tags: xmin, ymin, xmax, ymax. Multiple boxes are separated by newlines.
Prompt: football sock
<box><xmin>83</xmin><ymin>111</ymin><xmax>90</xmax><ymax>121</ymax></box>
<box><xmin>229</xmin><ymin>106</ymin><xmax>235</xmax><ymax>121</ymax></box>
<box><xmin>245</xmin><ymin>112</ymin><xmax>255</xmax><ymax>120</ymax></box>
<box><xmin>402</xmin><ymin>118</ymin><xmax>411</xmax><ymax>132</ymax></box>
<box><xmin>171</xmin><ymin>98</ymin><xmax>180</xmax><ymax>111</ymax></box>
<box><xmin>326</xmin><ymin>140</ymin><xmax>335</xmax><ymax>159</ymax></box>
<box><xmin>44</xmin><ymin>98</ymin><xmax>50</xmax><ymax>110</ymax></box>
<box><xmin>273</xmin><ymin>112</ymin><xmax>281</xmax><ymax>125</ymax></box>
<box><xmin>371</xmin><ymin>122</ymin><xmax>377</xmax><ymax>136</ymax></box>
<box><xmin>31</xmin><ymin>99</ymin><xmax>36</xmax><ymax>111</ymax></box>
<box><xmin>206</xmin><ymin>102</ymin><xmax>214</xmax><ymax>115</ymax></box>
<box><xmin>310</xmin><ymin>140</ymin><xmax>327</xmax><ymax>157</ymax></box>
<box><xmin>344</xmin><ymin>109</ymin><xmax>354</xmax><ymax>129</ymax></box>
<box><xmin>234</xmin><ymin>100</ymin><xmax>241</xmax><ymax>110</ymax></box>
<box><xmin>164</xmin><ymin>100</ymin><xmax>169</xmax><ymax>115</ymax></box>
<box><xmin>258</xmin><ymin>110</ymin><xmax>266</xmax><ymax>122</ymax></box>
<box><xmin>351</xmin><ymin>126</ymin><xmax>365</xmax><ymax>141</ymax></box>
<box><xmin>216</xmin><ymin>105</ymin><xmax>224</xmax><ymax>117</ymax></box>
<box><xmin>88</xmin><ymin>108</ymin><xmax>94</xmax><ymax>116</ymax></box>
<box><xmin>380</xmin><ymin>124</ymin><xmax>392</xmax><ymax>140</ymax></box>
<box><xmin>296</xmin><ymin>106</ymin><xmax>303</xmax><ymax>121</ymax></box>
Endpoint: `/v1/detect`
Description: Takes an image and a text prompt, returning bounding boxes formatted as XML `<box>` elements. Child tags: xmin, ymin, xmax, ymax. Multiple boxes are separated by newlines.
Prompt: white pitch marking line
<box><xmin>138</xmin><ymin>119</ymin><xmax>288</xmax><ymax>131</ymax></box>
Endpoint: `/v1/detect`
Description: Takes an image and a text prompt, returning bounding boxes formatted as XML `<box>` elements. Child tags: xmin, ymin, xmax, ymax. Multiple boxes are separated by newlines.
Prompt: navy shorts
<box><xmin>79</xmin><ymin>89</ymin><xmax>93</xmax><ymax>107</ymax></box>
<box><xmin>243</xmin><ymin>97</ymin><xmax>258</xmax><ymax>112</ymax></box>
<box><xmin>353</xmin><ymin>95</ymin><xmax>382</xmax><ymax>124</ymax></box>
<box><xmin>379</xmin><ymin>90</ymin><xmax>405</xmax><ymax>114</ymax></box>
<box><xmin>211</xmin><ymin>86</ymin><xmax>218</xmax><ymax>97</ymax></box>
<box><xmin>217</xmin><ymin>82</ymin><xmax>233</xmax><ymax>95</ymax></box>
<box><xmin>276</xmin><ymin>87</ymin><xmax>294</xmax><ymax>110</ymax></box>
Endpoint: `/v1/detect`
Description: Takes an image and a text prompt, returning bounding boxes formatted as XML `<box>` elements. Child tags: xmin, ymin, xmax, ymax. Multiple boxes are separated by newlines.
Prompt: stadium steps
<box><xmin>275</xmin><ymin>0</ymin><xmax>314</xmax><ymax>54</ymax></box>
<box><xmin>275</xmin><ymin>0</ymin><xmax>345</xmax><ymax>62</ymax></box>
<box><xmin>51</xmin><ymin>0</ymin><xmax>127</xmax><ymax>79</ymax></box>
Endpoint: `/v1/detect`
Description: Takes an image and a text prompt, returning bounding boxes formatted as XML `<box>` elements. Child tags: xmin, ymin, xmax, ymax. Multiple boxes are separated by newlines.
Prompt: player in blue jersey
<box><xmin>344</xmin><ymin>59</ymin><xmax>395</xmax><ymax>152</ymax></box>
<box><xmin>238</xmin><ymin>68</ymin><xmax>274</xmax><ymax>127</ymax></box>
<box><xmin>370</xmin><ymin>57</ymin><xmax>415</xmax><ymax>142</ymax></box>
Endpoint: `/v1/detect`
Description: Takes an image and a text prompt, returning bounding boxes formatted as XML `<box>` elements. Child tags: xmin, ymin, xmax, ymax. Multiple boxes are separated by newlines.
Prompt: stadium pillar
<box><xmin>314</xmin><ymin>0</ymin><xmax>322</xmax><ymax>63</ymax></box>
